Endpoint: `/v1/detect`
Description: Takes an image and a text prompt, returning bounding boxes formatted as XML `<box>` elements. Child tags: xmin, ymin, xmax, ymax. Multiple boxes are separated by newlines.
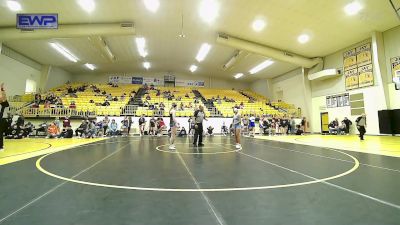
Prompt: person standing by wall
<box><xmin>193</xmin><ymin>105</ymin><xmax>207</xmax><ymax>147</ymax></box>
<box><xmin>355</xmin><ymin>114</ymin><xmax>367</xmax><ymax>141</ymax></box>
<box><xmin>0</xmin><ymin>83</ymin><xmax>10</xmax><ymax>151</ymax></box>
<box><xmin>342</xmin><ymin>117</ymin><xmax>352</xmax><ymax>135</ymax></box>
<box><xmin>138</xmin><ymin>114</ymin><xmax>146</xmax><ymax>136</ymax></box>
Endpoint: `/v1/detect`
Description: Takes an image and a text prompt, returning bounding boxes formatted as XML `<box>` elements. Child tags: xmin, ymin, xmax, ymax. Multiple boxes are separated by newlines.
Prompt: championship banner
<box><xmin>143</xmin><ymin>77</ymin><xmax>164</xmax><ymax>86</ymax></box>
<box><xmin>391</xmin><ymin>56</ymin><xmax>400</xmax><ymax>81</ymax></box>
<box><xmin>345</xmin><ymin>68</ymin><xmax>359</xmax><ymax>90</ymax></box>
<box><xmin>358</xmin><ymin>64</ymin><xmax>374</xmax><ymax>88</ymax></box>
<box><xmin>343</xmin><ymin>49</ymin><xmax>357</xmax><ymax>71</ymax></box>
<box><xmin>356</xmin><ymin>43</ymin><xmax>372</xmax><ymax>67</ymax></box>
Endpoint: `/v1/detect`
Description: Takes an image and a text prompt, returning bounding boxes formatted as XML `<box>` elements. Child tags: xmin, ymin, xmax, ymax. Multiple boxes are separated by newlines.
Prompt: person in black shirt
<box><xmin>0</xmin><ymin>83</ymin><xmax>10</xmax><ymax>151</ymax></box>
<box><xmin>342</xmin><ymin>117</ymin><xmax>352</xmax><ymax>134</ymax></box>
<box><xmin>138</xmin><ymin>114</ymin><xmax>146</xmax><ymax>136</ymax></box>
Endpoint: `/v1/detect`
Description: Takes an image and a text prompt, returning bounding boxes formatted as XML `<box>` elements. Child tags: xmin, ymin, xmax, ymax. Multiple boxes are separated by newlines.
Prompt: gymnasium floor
<box><xmin>1</xmin><ymin>136</ymin><xmax>400</xmax><ymax>225</ymax></box>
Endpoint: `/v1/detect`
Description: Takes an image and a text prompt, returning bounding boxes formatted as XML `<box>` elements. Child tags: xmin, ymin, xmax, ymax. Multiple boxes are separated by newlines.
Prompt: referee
<box><xmin>193</xmin><ymin>105</ymin><xmax>207</xmax><ymax>147</ymax></box>
<box><xmin>0</xmin><ymin>83</ymin><xmax>10</xmax><ymax>152</ymax></box>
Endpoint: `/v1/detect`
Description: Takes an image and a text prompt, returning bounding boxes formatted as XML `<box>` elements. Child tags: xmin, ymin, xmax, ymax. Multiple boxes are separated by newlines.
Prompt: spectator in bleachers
<box><xmin>69</xmin><ymin>101</ymin><xmax>76</xmax><ymax>109</ymax></box>
<box><xmin>102</xmin><ymin>100</ymin><xmax>110</xmax><ymax>106</ymax></box>
<box><xmin>179</xmin><ymin>102</ymin><xmax>185</xmax><ymax>111</ymax></box>
<box><xmin>159</xmin><ymin>102</ymin><xmax>165</xmax><ymax>110</ymax></box>
<box><xmin>146</xmin><ymin>95</ymin><xmax>151</xmax><ymax>101</ymax></box>
<box><xmin>46</xmin><ymin>122</ymin><xmax>60</xmax><ymax>139</ymax></box>
<box><xmin>144</xmin><ymin>100</ymin><xmax>149</xmax><ymax>107</ymax></box>
<box><xmin>239</xmin><ymin>102</ymin><xmax>244</xmax><ymax>109</ymax></box>
<box><xmin>108</xmin><ymin>119</ymin><xmax>118</xmax><ymax>137</ymax></box>
<box><xmin>185</xmin><ymin>93</ymin><xmax>189</xmax><ymax>98</ymax></box>
<box><xmin>44</xmin><ymin>101</ymin><xmax>51</xmax><ymax>109</ymax></box>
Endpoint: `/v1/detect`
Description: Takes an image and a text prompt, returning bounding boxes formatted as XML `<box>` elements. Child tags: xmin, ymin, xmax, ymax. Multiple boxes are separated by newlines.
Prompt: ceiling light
<box><xmin>6</xmin><ymin>0</ymin><xmax>21</xmax><ymax>11</ymax></box>
<box><xmin>344</xmin><ymin>1</ymin><xmax>362</xmax><ymax>15</ymax></box>
<box><xmin>252</xmin><ymin>19</ymin><xmax>266</xmax><ymax>32</ymax></box>
<box><xmin>143</xmin><ymin>0</ymin><xmax>160</xmax><ymax>13</ymax></box>
<box><xmin>135</xmin><ymin>37</ymin><xmax>148</xmax><ymax>58</ymax></box>
<box><xmin>199</xmin><ymin>0</ymin><xmax>219</xmax><ymax>23</ymax></box>
<box><xmin>196</xmin><ymin>43</ymin><xmax>211</xmax><ymax>62</ymax></box>
<box><xmin>234</xmin><ymin>73</ymin><xmax>244</xmax><ymax>79</ymax></box>
<box><xmin>50</xmin><ymin>43</ymin><xmax>79</xmax><ymax>63</ymax></box>
<box><xmin>85</xmin><ymin>63</ymin><xmax>96</xmax><ymax>70</ymax></box>
<box><xmin>189</xmin><ymin>65</ymin><xmax>198</xmax><ymax>73</ymax></box>
<box><xmin>297</xmin><ymin>34</ymin><xmax>310</xmax><ymax>44</ymax></box>
<box><xmin>77</xmin><ymin>0</ymin><xmax>95</xmax><ymax>13</ymax></box>
<box><xmin>249</xmin><ymin>60</ymin><xmax>274</xmax><ymax>74</ymax></box>
<box><xmin>143</xmin><ymin>62</ymin><xmax>151</xmax><ymax>70</ymax></box>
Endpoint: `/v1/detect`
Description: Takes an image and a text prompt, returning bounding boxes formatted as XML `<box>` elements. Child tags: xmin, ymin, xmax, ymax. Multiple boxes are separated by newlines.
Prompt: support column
<box><xmin>301</xmin><ymin>68</ymin><xmax>313</xmax><ymax>133</ymax></box>
<box><xmin>371</xmin><ymin>31</ymin><xmax>389</xmax><ymax>110</ymax></box>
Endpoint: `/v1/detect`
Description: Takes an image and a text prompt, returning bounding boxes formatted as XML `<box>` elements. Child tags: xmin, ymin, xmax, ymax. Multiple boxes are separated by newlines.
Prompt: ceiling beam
<box><xmin>0</xmin><ymin>23</ymin><xmax>135</xmax><ymax>41</ymax></box>
<box><xmin>216</xmin><ymin>33</ymin><xmax>322</xmax><ymax>68</ymax></box>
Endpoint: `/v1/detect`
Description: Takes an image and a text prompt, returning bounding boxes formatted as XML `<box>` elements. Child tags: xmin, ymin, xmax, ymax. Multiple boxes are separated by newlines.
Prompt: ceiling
<box><xmin>0</xmin><ymin>0</ymin><xmax>398</xmax><ymax>82</ymax></box>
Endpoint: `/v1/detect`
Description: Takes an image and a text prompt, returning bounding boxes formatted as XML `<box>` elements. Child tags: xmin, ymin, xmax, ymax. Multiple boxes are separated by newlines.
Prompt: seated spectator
<box><xmin>102</xmin><ymin>100</ymin><xmax>110</xmax><ymax>106</ymax></box>
<box><xmin>69</xmin><ymin>101</ymin><xmax>76</xmax><ymax>109</ymax></box>
<box><xmin>159</xmin><ymin>102</ymin><xmax>165</xmax><ymax>110</ymax></box>
<box><xmin>75</xmin><ymin>120</ymin><xmax>88</xmax><ymax>137</ymax></box>
<box><xmin>89</xmin><ymin>99</ymin><xmax>95</xmax><ymax>103</ymax></box>
<box><xmin>295</xmin><ymin>125</ymin><xmax>304</xmax><ymax>135</ymax></box>
<box><xmin>46</xmin><ymin>123</ymin><xmax>60</xmax><ymax>139</ymax></box>
<box><xmin>185</xmin><ymin>93</ymin><xmax>189</xmax><ymax>98</ymax></box>
<box><xmin>63</xmin><ymin>116</ymin><xmax>71</xmax><ymax>128</ymax></box>
<box><xmin>178</xmin><ymin>127</ymin><xmax>187</xmax><ymax>137</ymax></box>
<box><xmin>207</xmin><ymin>126</ymin><xmax>214</xmax><ymax>136</ymax></box>
<box><xmin>342</xmin><ymin>117</ymin><xmax>352</xmax><ymax>134</ymax></box>
<box><xmin>113</xmin><ymin>97</ymin><xmax>119</xmax><ymax>101</ymax></box>
<box><xmin>179</xmin><ymin>102</ymin><xmax>184</xmax><ymax>111</ymax></box>
<box><xmin>108</xmin><ymin>119</ymin><xmax>118</xmax><ymax>137</ymax></box>
<box><xmin>156</xmin><ymin>118</ymin><xmax>166</xmax><ymax>136</ymax></box>
<box><xmin>338</xmin><ymin>121</ymin><xmax>347</xmax><ymax>135</ymax></box>
<box><xmin>143</xmin><ymin>100</ymin><xmax>149</xmax><ymax>107</ymax></box>
<box><xmin>221</xmin><ymin>122</ymin><xmax>228</xmax><ymax>136</ymax></box>
<box><xmin>86</xmin><ymin>121</ymin><xmax>98</xmax><ymax>138</ymax></box>
<box><xmin>44</xmin><ymin>101</ymin><xmax>51</xmax><ymax>108</ymax></box>
<box><xmin>328</xmin><ymin>118</ymin><xmax>339</xmax><ymax>134</ymax></box>
<box><xmin>146</xmin><ymin>95</ymin><xmax>151</xmax><ymax>100</ymax></box>
<box><xmin>6</xmin><ymin>125</ymin><xmax>23</xmax><ymax>139</ymax></box>
<box><xmin>58</xmin><ymin>127</ymin><xmax>73</xmax><ymax>138</ymax></box>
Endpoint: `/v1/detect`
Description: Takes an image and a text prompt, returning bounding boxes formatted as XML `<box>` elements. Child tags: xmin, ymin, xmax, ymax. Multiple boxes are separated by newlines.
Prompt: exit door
<box><xmin>321</xmin><ymin>112</ymin><xmax>329</xmax><ymax>134</ymax></box>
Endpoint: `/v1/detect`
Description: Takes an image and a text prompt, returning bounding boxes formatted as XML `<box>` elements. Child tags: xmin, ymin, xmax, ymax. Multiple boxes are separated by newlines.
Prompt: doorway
<box><xmin>320</xmin><ymin>112</ymin><xmax>329</xmax><ymax>134</ymax></box>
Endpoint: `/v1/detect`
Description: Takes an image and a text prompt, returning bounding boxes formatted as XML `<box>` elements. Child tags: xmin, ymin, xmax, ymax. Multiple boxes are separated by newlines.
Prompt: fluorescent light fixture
<box><xmin>6</xmin><ymin>0</ymin><xmax>21</xmax><ymax>11</ymax></box>
<box><xmin>143</xmin><ymin>62</ymin><xmax>151</xmax><ymax>70</ymax></box>
<box><xmin>234</xmin><ymin>73</ymin><xmax>244</xmax><ymax>79</ymax></box>
<box><xmin>252</xmin><ymin>19</ymin><xmax>266</xmax><ymax>32</ymax></box>
<box><xmin>249</xmin><ymin>60</ymin><xmax>274</xmax><ymax>74</ymax></box>
<box><xmin>143</xmin><ymin>0</ymin><xmax>160</xmax><ymax>13</ymax></box>
<box><xmin>84</xmin><ymin>63</ymin><xmax>96</xmax><ymax>70</ymax></box>
<box><xmin>344</xmin><ymin>1</ymin><xmax>362</xmax><ymax>15</ymax></box>
<box><xmin>135</xmin><ymin>37</ymin><xmax>148</xmax><ymax>58</ymax></box>
<box><xmin>77</xmin><ymin>0</ymin><xmax>95</xmax><ymax>13</ymax></box>
<box><xmin>297</xmin><ymin>34</ymin><xmax>310</xmax><ymax>44</ymax></box>
<box><xmin>196</xmin><ymin>43</ymin><xmax>211</xmax><ymax>62</ymax></box>
<box><xmin>50</xmin><ymin>43</ymin><xmax>79</xmax><ymax>63</ymax></box>
<box><xmin>199</xmin><ymin>0</ymin><xmax>219</xmax><ymax>23</ymax></box>
<box><xmin>189</xmin><ymin>65</ymin><xmax>198</xmax><ymax>73</ymax></box>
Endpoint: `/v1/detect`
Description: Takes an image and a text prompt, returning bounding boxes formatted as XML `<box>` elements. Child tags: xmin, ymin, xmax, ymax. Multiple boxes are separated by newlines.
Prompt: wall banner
<box><xmin>343</xmin><ymin>49</ymin><xmax>357</xmax><ymax>71</ymax></box>
<box><xmin>345</xmin><ymin>68</ymin><xmax>359</xmax><ymax>90</ymax></box>
<box><xmin>358</xmin><ymin>64</ymin><xmax>374</xmax><ymax>88</ymax></box>
<box><xmin>391</xmin><ymin>56</ymin><xmax>400</xmax><ymax>81</ymax></box>
<box><xmin>356</xmin><ymin>43</ymin><xmax>372</xmax><ymax>67</ymax></box>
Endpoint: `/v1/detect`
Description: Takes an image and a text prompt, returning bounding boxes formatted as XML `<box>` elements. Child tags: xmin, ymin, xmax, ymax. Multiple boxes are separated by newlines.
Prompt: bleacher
<box><xmin>137</xmin><ymin>86</ymin><xmax>211</xmax><ymax>117</ymax></box>
<box><xmin>14</xmin><ymin>83</ymin><xmax>300</xmax><ymax>118</ymax></box>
